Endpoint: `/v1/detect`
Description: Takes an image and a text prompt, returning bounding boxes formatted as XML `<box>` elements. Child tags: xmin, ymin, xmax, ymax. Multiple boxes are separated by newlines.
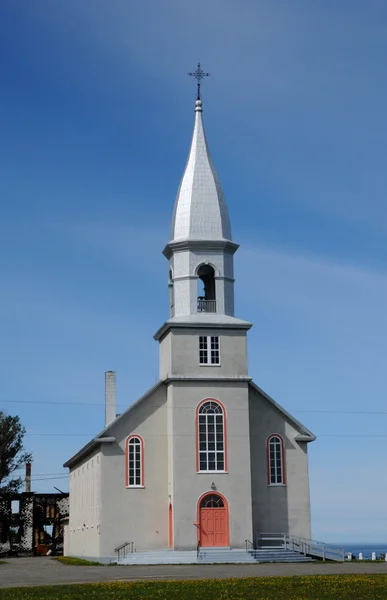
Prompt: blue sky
<box><xmin>0</xmin><ymin>0</ymin><xmax>386</xmax><ymax>543</ymax></box>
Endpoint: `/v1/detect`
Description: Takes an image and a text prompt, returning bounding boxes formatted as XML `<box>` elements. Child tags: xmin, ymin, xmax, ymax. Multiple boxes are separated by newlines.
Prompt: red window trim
<box><xmin>266</xmin><ymin>433</ymin><xmax>286</xmax><ymax>486</ymax></box>
<box><xmin>195</xmin><ymin>398</ymin><xmax>228</xmax><ymax>473</ymax></box>
<box><xmin>125</xmin><ymin>434</ymin><xmax>145</xmax><ymax>488</ymax></box>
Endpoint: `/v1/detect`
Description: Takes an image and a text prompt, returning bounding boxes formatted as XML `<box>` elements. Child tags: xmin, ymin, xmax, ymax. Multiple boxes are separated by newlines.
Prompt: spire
<box><xmin>169</xmin><ymin>94</ymin><xmax>232</xmax><ymax>243</ymax></box>
<box><xmin>161</xmin><ymin>66</ymin><xmax>241</xmax><ymax>322</ymax></box>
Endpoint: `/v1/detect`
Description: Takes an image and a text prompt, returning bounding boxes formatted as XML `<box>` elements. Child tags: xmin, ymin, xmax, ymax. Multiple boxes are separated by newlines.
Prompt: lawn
<box><xmin>53</xmin><ymin>556</ymin><xmax>102</xmax><ymax>566</ymax></box>
<box><xmin>1</xmin><ymin>575</ymin><xmax>387</xmax><ymax>599</ymax></box>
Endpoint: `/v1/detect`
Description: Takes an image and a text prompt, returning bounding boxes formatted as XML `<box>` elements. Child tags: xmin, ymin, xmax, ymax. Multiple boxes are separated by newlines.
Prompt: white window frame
<box><xmin>197</xmin><ymin>400</ymin><xmax>226</xmax><ymax>473</ymax></box>
<box><xmin>126</xmin><ymin>435</ymin><xmax>144</xmax><ymax>488</ymax></box>
<box><xmin>267</xmin><ymin>434</ymin><xmax>285</xmax><ymax>486</ymax></box>
<box><xmin>199</xmin><ymin>336</ymin><xmax>220</xmax><ymax>366</ymax></box>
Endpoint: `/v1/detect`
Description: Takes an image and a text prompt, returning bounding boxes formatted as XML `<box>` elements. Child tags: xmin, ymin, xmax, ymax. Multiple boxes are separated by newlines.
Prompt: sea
<box><xmin>333</xmin><ymin>544</ymin><xmax>387</xmax><ymax>559</ymax></box>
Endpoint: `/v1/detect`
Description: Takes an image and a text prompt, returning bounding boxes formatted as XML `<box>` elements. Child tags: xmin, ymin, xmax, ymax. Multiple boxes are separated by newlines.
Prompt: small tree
<box><xmin>0</xmin><ymin>411</ymin><xmax>32</xmax><ymax>494</ymax></box>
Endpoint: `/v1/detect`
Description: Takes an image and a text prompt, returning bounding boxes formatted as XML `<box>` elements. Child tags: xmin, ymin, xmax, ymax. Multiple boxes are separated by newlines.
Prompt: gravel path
<box><xmin>1</xmin><ymin>557</ymin><xmax>387</xmax><ymax>588</ymax></box>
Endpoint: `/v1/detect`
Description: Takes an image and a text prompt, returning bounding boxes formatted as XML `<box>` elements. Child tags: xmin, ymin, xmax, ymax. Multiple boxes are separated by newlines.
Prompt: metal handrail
<box><xmin>245</xmin><ymin>539</ymin><xmax>255</xmax><ymax>552</ymax></box>
<box><xmin>197</xmin><ymin>540</ymin><xmax>201</xmax><ymax>559</ymax></box>
<box><xmin>114</xmin><ymin>541</ymin><xmax>134</xmax><ymax>560</ymax></box>
<box><xmin>258</xmin><ymin>533</ymin><xmax>345</xmax><ymax>562</ymax></box>
<box><xmin>285</xmin><ymin>535</ymin><xmax>344</xmax><ymax>562</ymax></box>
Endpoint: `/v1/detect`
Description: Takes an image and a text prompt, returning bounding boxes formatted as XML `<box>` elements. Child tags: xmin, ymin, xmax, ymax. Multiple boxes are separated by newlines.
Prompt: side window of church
<box><xmin>197</xmin><ymin>400</ymin><xmax>226</xmax><ymax>472</ymax></box>
<box><xmin>199</xmin><ymin>336</ymin><xmax>220</xmax><ymax>365</ymax></box>
<box><xmin>267</xmin><ymin>435</ymin><xmax>285</xmax><ymax>485</ymax></box>
<box><xmin>125</xmin><ymin>435</ymin><xmax>144</xmax><ymax>487</ymax></box>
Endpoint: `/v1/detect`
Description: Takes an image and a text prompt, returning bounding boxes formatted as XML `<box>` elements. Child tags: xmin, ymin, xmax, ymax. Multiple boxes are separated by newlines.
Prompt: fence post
<box><xmin>323</xmin><ymin>546</ymin><xmax>326</xmax><ymax>562</ymax></box>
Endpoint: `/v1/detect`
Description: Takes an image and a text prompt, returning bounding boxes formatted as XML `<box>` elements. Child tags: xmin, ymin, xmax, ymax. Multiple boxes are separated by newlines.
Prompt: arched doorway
<box><xmin>197</xmin><ymin>493</ymin><xmax>229</xmax><ymax>547</ymax></box>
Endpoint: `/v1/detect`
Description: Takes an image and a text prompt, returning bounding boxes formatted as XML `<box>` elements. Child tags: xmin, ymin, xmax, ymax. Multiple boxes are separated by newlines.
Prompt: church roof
<box><xmin>169</xmin><ymin>98</ymin><xmax>232</xmax><ymax>243</ymax></box>
<box><xmin>63</xmin><ymin>378</ymin><xmax>315</xmax><ymax>469</ymax></box>
<box><xmin>249</xmin><ymin>381</ymin><xmax>316</xmax><ymax>442</ymax></box>
<box><xmin>63</xmin><ymin>381</ymin><xmax>165</xmax><ymax>469</ymax></box>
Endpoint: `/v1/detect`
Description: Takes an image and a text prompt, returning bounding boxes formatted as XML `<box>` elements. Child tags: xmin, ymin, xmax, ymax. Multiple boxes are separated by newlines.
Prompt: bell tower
<box><xmin>154</xmin><ymin>63</ymin><xmax>252</xmax><ymax>378</ymax></box>
<box><xmin>154</xmin><ymin>65</ymin><xmax>254</xmax><ymax>550</ymax></box>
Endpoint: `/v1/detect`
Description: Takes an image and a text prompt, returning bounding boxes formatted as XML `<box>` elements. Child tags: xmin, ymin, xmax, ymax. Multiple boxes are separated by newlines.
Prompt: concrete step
<box><xmin>119</xmin><ymin>551</ymin><xmax>197</xmax><ymax>565</ymax></box>
<box><xmin>118</xmin><ymin>548</ymin><xmax>314</xmax><ymax>565</ymax></box>
<box><xmin>251</xmin><ymin>550</ymin><xmax>314</xmax><ymax>563</ymax></box>
<box><xmin>200</xmin><ymin>549</ymin><xmax>313</xmax><ymax>564</ymax></box>
<box><xmin>199</xmin><ymin>549</ymin><xmax>256</xmax><ymax>563</ymax></box>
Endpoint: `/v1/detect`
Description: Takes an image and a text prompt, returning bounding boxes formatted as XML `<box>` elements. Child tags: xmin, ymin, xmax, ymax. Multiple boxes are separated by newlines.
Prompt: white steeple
<box><xmin>162</xmin><ymin>92</ymin><xmax>240</xmax><ymax>322</ymax></box>
<box><xmin>170</xmin><ymin>98</ymin><xmax>232</xmax><ymax>243</ymax></box>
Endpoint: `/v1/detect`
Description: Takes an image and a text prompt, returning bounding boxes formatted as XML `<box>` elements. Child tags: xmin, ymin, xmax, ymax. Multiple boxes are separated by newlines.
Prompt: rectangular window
<box><xmin>199</xmin><ymin>336</ymin><xmax>220</xmax><ymax>365</ymax></box>
<box><xmin>199</xmin><ymin>336</ymin><xmax>208</xmax><ymax>364</ymax></box>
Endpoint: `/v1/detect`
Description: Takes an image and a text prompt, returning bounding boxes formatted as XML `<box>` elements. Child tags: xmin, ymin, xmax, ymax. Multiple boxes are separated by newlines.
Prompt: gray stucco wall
<box><xmin>170</xmin><ymin>249</ymin><xmax>235</xmax><ymax>318</ymax></box>
<box><xmin>99</xmin><ymin>384</ymin><xmax>168</xmax><ymax>557</ymax></box>
<box><xmin>248</xmin><ymin>386</ymin><xmax>312</xmax><ymax>541</ymax></box>
<box><xmin>168</xmin><ymin>380</ymin><xmax>253</xmax><ymax>550</ymax></box>
<box><xmin>159</xmin><ymin>331</ymin><xmax>172</xmax><ymax>378</ymax></box>
<box><xmin>159</xmin><ymin>328</ymin><xmax>248</xmax><ymax>379</ymax></box>
<box><xmin>67</xmin><ymin>447</ymin><xmax>101</xmax><ymax>558</ymax></box>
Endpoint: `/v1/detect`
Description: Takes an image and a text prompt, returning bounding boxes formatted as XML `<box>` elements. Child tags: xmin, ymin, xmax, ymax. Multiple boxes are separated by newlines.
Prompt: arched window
<box><xmin>267</xmin><ymin>434</ymin><xmax>285</xmax><ymax>485</ymax></box>
<box><xmin>197</xmin><ymin>264</ymin><xmax>216</xmax><ymax>313</ymax></box>
<box><xmin>196</xmin><ymin>399</ymin><xmax>227</xmax><ymax>472</ymax></box>
<box><xmin>125</xmin><ymin>435</ymin><xmax>144</xmax><ymax>488</ymax></box>
<box><xmin>200</xmin><ymin>494</ymin><xmax>224</xmax><ymax>508</ymax></box>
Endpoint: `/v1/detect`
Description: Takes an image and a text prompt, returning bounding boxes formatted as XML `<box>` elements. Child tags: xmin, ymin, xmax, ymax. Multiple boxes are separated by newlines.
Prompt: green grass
<box><xmin>53</xmin><ymin>556</ymin><xmax>102</xmax><ymax>566</ymax></box>
<box><xmin>2</xmin><ymin>575</ymin><xmax>387</xmax><ymax>599</ymax></box>
<box><xmin>0</xmin><ymin>561</ymin><xmax>6</xmax><ymax>565</ymax></box>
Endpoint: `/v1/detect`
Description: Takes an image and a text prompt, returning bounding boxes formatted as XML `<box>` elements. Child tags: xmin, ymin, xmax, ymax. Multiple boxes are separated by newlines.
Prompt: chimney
<box><xmin>25</xmin><ymin>462</ymin><xmax>31</xmax><ymax>493</ymax></box>
<box><xmin>105</xmin><ymin>371</ymin><xmax>116</xmax><ymax>427</ymax></box>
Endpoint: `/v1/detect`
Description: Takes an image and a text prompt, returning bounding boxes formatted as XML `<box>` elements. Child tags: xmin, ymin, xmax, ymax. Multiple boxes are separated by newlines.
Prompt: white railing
<box><xmin>257</xmin><ymin>533</ymin><xmax>345</xmax><ymax>562</ymax></box>
<box><xmin>286</xmin><ymin>536</ymin><xmax>345</xmax><ymax>562</ymax></box>
<box><xmin>197</xmin><ymin>298</ymin><xmax>216</xmax><ymax>313</ymax></box>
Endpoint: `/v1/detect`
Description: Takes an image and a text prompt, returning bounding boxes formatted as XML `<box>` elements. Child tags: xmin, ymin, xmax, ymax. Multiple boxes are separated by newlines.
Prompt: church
<box><xmin>64</xmin><ymin>79</ymin><xmax>316</xmax><ymax>562</ymax></box>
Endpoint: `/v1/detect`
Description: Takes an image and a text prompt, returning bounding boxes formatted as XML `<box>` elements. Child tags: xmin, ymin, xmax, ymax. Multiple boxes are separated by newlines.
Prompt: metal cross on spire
<box><xmin>188</xmin><ymin>60</ymin><xmax>210</xmax><ymax>100</ymax></box>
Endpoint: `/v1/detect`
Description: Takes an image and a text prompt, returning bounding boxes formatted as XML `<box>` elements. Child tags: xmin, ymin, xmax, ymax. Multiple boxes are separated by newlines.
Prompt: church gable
<box><xmin>100</xmin><ymin>383</ymin><xmax>167</xmax><ymax>492</ymax></box>
<box><xmin>248</xmin><ymin>382</ymin><xmax>314</xmax><ymax>539</ymax></box>
<box><xmin>248</xmin><ymin>381</ymin><xmax>315</xmax><ymax>442</ymax></box>
<box><xmin>64</xmin><ymin>382</ymin><xmax>167</xmax><ymax>470</ymax></box>
<box><xmin>105</xmin><ymin>383</ymin><xmax>167</xmax><ymax>447</ymax></box>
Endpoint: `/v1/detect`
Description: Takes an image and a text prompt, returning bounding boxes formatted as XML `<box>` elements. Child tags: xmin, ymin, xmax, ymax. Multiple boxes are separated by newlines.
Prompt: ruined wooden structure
<box><xmin>0</xmin><ymin>492</ymin><xmax>69</xmax><ymax>556</ymax></box>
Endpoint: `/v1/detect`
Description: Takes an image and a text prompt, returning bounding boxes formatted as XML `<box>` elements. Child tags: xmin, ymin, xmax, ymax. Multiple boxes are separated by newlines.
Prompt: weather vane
<box><xmin>188</xmin><ymin>60</ymin><xmax>210</xmax><ymax>100</ymax></box>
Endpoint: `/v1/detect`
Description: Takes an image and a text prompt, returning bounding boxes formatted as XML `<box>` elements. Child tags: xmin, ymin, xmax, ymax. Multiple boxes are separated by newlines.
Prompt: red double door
<box><xmin>199</xmin><ymin>494</ymin><xmax>229</xmax><ymax>547</ymax></box>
